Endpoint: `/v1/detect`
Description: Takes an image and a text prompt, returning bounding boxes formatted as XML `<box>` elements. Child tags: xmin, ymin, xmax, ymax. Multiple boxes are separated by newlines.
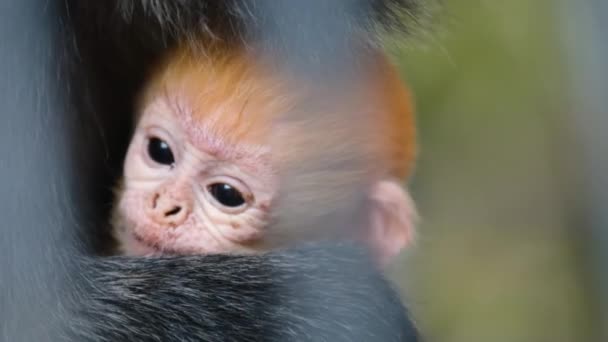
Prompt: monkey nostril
<box><xmin>152</xmin><ymin>193</ymin><xmax>160</xmax><ymax>209</ymax></box>
<box><xmin>164</xmin><ymin>206</ymin><xmax>182</xmax><ymax>217</ymax></box>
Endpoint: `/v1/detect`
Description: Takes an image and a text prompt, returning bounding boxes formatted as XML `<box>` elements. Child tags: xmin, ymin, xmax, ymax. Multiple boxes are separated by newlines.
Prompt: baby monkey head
<box><xmin>113</xmin><ymin>45</ymin><xmax>417</xmax><ymax>265</ymax></box>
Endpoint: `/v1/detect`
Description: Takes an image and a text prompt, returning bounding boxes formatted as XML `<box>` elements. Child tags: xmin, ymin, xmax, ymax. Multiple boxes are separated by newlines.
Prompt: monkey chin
<box><xmin>113</xmin><ymin>220</ymin><xmax>184</xmax><ymax>257</ymax></box>
<box><xmin>114</xmin><ymin>215</ymin><xmax>258</xmax><ymax>257</ymax></box>
<box><xmin>118</xmin><ymin>230</ymin><xmax>166</xmax><ymax>257</ymax></box>
<box><xmin>131</xmin><ymin>232</ymin><xmax>172</xmax><ymax>256</ymax></box>
<box><xmin>126</xmin><ymin>229</ymin><xmax>213</xmax><ymax>257</ymax></box>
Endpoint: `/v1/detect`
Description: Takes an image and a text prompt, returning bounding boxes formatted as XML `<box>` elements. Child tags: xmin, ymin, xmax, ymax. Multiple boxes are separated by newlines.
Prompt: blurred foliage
<box><xmin>387</xmin><ymin>1</ymin><xmax>599</xmax><ymax>341</ymax></box>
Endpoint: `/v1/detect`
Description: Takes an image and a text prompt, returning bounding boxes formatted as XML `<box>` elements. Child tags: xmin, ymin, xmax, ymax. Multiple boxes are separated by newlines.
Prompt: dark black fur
<box><xmin>70</xmin><ymin>244</ymin><xmax>419</xmax><ymax>342</ymax></box>
<box><xmin>69</xmin><ymin>0</ymin><xmax>422</xmax><ymax>47</ymax></box>
<box><xmin>0</xmin><ymin>1</ymin><xmax>425</xmax><ymax>341</ymax></box>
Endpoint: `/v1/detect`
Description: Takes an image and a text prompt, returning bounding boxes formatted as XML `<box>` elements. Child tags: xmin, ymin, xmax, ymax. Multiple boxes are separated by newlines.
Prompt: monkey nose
<box><xmin>148</xmin><ymin>192</ymin><xmax>191</xmax><ymax>227</ymax></box>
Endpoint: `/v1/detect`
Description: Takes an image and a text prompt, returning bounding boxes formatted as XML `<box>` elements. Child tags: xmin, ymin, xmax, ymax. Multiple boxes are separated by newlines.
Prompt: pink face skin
<box><xmin>113</xmin><ymin>94</ymin><xmax>417</xmax><ymax>262</ymax></box>
<box><xmin>113</xmin><ymin>96</ymin><xmax>278</xmax><ymax>256</ymax></box>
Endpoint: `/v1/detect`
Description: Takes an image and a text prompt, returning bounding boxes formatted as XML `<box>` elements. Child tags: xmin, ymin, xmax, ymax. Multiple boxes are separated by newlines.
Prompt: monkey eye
<box><xmin>207</xmin><ymin>183</ymin><xmax>247</xmax><ymax>208</ymax></box>
<box><xmin>147</xmin><ymin>137</ymin><xmax>175</xmax><ymax>166</ymax></box>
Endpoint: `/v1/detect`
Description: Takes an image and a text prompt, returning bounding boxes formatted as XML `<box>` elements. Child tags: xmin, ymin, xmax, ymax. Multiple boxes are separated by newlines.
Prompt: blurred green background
<box><xmin>387</xmin><ymin>1</ymin><xmax>603</xmax><ymax>341</ymax></box>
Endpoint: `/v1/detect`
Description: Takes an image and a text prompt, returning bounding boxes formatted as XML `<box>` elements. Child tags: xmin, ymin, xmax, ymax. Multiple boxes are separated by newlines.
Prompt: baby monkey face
<box><xmin>115</xmin><ymin>97</ymin><xmax>277</xmax><ymax>256</ymax></box>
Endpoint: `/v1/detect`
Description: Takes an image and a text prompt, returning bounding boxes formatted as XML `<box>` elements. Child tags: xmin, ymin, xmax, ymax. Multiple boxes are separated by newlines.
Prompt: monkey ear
<box><xmin>367</xmin><ymin>180</ymin><xmax>417</xmax><ymax>266</ymax></box>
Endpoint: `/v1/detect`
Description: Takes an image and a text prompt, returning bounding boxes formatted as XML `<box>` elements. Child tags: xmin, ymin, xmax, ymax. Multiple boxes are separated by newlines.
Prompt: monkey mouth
<box><xmin>132</xmin><ymin>232</ymin><xmax>177</xmax><ymax>255</ymax></box>
<box><xmin>131</xmin><ymin>231</ymin><xmax>195</xmax><ymax>256</ymax></box>
<box><xmin>131</xmin><ymin>232</ymin><xmax>162</xmax><ymax>253</ymax></box>
<box><xmin>132</xmin><ymin>232</ymin><xmax>157</xmax><ymax>248</ymax></box>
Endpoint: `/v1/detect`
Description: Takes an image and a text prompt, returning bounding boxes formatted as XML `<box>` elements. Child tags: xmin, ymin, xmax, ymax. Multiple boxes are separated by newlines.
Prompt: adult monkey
<box><xmin>0</xmin><ymin>1</ymin><xmax>425</xmax><ymax>341</ymax></box>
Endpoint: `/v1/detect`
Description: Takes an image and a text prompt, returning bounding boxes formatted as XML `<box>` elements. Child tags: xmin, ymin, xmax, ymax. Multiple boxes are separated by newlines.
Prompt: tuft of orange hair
<box><xmin>378</xmin><ymin>57</ymin><xmax>417</xmax><ymax>181</ymax></box>
<box><xmin>360</xmin><ymin>52</ymin><xmax>417</xmax><ymax>182</ymax></box>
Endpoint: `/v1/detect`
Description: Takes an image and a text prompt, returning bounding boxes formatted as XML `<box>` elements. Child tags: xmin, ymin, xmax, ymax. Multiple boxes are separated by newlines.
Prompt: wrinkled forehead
<box><xmin>152</xmin><ymin>52</ymin><xmax>292</xmax><ymax>146</ymax></box>
<box><xmin>167</xmin><ymin>92</ymin><xmax>276</xmax><ymax>161</ymax></box>
<box><xmin>137</xmin><ymin>91</ymin><xmax>276</xmax><ymax>176</ymax></box>
<box><xmin>137</xmin><ymin>54</ymin><xmax>298</xmax><ymax>170</ymax></box>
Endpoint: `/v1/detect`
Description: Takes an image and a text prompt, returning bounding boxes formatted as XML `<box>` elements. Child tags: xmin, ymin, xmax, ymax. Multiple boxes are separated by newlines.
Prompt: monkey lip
<box><xmin>131</xmin><ymin>232</ymin><xmax>164</xmax><ymax>253</ymax></box>
<box><xmin>131</xmin><ymin>231</ymin><xmax>194</xmax><ymax>255</ymax></box>
<box><xmin>132</xmin><ymin>232</ymin><xmax>179</xmax><ymax>255</ymax></box>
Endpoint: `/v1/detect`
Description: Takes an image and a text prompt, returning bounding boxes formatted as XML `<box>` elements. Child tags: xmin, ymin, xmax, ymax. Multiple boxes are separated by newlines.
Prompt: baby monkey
<box><xmin>111</xmin><ymin>44</ymin><xmax>417</xmax><ymax>263</ymax></box>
